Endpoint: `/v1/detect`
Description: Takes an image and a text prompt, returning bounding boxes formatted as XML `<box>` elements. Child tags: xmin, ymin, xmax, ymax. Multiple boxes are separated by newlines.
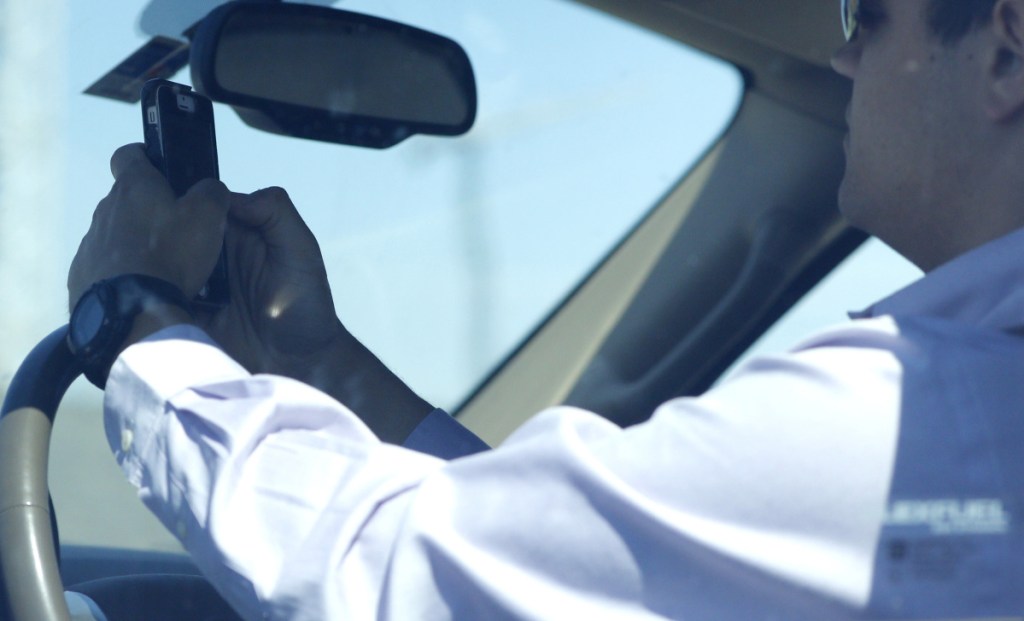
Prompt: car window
<box><xmin>0</xmin><ymin>0</ymin><xmax>740</xmax><ymax>551</ymax></box>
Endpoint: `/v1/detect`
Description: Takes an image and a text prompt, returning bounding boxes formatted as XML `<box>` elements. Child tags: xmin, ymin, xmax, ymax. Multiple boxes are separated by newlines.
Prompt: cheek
<box><xmin>849</xmin><ymin>62</ymin><xmax>931</xmax><ymax>176</ymax></box>
<box><xmin>838</xmin><ymin>92</ymin><xmax>914</xmax><ymax>229</ymax></box>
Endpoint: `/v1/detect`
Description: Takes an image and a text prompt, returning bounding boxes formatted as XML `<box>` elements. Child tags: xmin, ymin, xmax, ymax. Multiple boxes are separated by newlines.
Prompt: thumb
<box><xmin>176</xmin><ymin>179</ymin><xmax>231</xmax><ymax>294</ymax></box>
<box><xmin>179</xmin><ymin>178</ymin><xmax>231</xmax><ymax>240</ymax></box>
<box><xmin>181</xmin><ymin>178</ymin><xmax>231</xmax><ymax>219</ymax></box>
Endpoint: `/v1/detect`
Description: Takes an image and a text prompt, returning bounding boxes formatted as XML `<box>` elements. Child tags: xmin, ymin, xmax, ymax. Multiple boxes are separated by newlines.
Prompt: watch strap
<box><xmin>70</xmin><ymin>274</ymin><xmax>194</xmax><ymax>389</ymax></box>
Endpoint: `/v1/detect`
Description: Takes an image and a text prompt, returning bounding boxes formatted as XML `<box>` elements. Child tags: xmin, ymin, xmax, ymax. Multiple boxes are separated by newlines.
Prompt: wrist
<box><xmin>303</xmin><ymin>325</ymin><xmax>434</xmax><ymax>444</ymax></box>
<box><xmin>68</xmin><ymin>274</ymin><xmax>196</xmax><ymax>388</ymax></box>
<box><xmin>119</xmin><ymin>304</ymin><xmax>196</xmax><ymax>356</ymax></box>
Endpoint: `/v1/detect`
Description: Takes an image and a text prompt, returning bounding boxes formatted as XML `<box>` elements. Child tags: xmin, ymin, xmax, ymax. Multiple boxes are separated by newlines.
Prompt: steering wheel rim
<box><xmin>0</xmin><ymin>326</ymin><xmax>81</xmax><ymax>621</ymax></box>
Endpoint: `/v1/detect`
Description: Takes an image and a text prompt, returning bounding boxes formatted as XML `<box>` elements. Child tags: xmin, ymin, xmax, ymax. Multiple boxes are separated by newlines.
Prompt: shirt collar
<box><xmin>851</xmin><ymin>227</ymin><xmax>1024</xmax><ymax>333</ymax></box>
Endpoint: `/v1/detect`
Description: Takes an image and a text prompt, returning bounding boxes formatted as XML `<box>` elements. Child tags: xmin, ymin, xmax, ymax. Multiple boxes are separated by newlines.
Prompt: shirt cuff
<box><xmin>402</xmin><ymin>408</ymin><xmax>490</xmax><ymax>459</ymax></box>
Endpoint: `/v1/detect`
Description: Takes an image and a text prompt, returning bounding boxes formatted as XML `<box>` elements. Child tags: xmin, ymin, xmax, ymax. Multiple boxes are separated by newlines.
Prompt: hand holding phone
<box><xmin>141</xmin><ymin>79</ymin><xmax>228</xmax><ymax>307</ymax></box>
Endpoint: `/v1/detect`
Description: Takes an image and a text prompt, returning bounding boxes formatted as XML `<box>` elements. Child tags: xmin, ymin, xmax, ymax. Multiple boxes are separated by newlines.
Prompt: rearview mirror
<box><xmin>190</xmin><ymin>1</ymin><xmax>477</xmax><ymax>149</ymax></box>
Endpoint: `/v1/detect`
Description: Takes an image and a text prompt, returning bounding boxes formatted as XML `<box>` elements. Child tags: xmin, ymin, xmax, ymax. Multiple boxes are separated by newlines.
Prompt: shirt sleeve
<box><xmin>103</xmin><ymin>320</ymin><xmax>904</xmax><ymax>620</ymax></box>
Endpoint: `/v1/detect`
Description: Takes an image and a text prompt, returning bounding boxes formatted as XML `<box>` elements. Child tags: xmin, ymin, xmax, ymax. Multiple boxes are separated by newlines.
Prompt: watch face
<box><xmin>70</xmin><ymin>292</ymin><xmax>106</xmax><ymax>353</ymax></box>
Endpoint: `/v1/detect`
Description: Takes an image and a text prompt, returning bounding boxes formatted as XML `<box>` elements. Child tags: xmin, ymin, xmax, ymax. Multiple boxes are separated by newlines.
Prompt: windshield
<box><xmin>0</xmin><ymin>0</ymin><xmax>739</xmax><ymax>551</ymax></box>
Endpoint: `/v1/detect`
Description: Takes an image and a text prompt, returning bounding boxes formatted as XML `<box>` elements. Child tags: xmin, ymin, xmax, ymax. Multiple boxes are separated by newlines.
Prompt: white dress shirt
<box><xmin>103</xmin><ymin>228</ymin><xmax>1024</xmax><ymax>620</ymax></box>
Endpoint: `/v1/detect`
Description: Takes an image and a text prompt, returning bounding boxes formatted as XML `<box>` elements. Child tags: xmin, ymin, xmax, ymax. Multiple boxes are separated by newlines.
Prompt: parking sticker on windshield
<box><xmin>84</xmin><ymin>36</ymin><xmax>190</xmax><ymax>103</ymax></box>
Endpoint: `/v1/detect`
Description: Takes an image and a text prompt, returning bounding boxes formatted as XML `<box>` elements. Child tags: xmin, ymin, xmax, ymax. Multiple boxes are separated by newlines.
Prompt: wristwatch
<box><xmin>68</xmin><ymin>274</ymin><xmax>194</xmax><ymax>388</ymax></box>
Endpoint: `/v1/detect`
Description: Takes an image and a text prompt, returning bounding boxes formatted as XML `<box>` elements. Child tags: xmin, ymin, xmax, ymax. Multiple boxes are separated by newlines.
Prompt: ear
<box><xmin>985</xmin><ymin>0</ymin><xmax>1024</xmax><ymax>121</ymax></box>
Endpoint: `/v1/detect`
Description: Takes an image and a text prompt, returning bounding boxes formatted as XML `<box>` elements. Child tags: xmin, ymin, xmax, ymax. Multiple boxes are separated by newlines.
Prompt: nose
<box><xmin>831</xmin><ymin>39</ymin><xmax>860</xmax><ymax>78</ymax></box>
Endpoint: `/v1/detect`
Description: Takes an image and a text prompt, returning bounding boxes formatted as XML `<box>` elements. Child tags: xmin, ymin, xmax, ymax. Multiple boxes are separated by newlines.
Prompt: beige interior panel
<box><xmin>457</xmin><ymin>143</ymin><xmax>723</xmax><ymax>446</ymax></box>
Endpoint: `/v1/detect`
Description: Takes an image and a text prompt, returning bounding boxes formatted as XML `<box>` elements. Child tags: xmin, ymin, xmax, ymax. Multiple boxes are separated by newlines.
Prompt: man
<box><xmin>67</xmin><ymin>0</ymin><xmax>1024</xmax><ymax>618</ymax></box>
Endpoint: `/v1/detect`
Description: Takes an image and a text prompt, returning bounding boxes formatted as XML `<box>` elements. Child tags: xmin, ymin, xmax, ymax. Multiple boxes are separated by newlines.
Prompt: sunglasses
<box><xmin>841</xmin><ymin>0</ymin><xmax>860</xmax><ymax>41</ymax></box>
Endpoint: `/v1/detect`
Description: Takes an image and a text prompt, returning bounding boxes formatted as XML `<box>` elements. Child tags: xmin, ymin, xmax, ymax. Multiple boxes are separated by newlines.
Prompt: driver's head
<box><xmin>832</xmin><ymin>0</ymin><xmax>1024</xmax><ymax>272</ymax></box>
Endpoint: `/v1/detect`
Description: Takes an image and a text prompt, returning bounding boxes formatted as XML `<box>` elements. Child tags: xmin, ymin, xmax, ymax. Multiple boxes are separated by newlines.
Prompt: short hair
<box><xmin>928</xmin><ymin>0</ymin><xmax>996</xmax><ymax>44</ymax></box>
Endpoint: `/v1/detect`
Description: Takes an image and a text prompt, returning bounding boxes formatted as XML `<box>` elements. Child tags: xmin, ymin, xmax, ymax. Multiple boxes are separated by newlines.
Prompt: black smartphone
<box><xmin>141</xmin><ymin>78</ymin><xmax>228</xmax><ymax>308</ymax></box>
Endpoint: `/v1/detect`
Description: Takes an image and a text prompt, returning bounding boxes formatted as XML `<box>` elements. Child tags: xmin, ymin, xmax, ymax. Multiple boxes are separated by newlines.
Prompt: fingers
<box><xmin>182</xmin><ymin>178</ymin><xmax>231</xmax><ymax>219</ymax></box>
<box><xmin>109</xmin><ymin>143</ymin><xmax>176</xmax><ymax>208</ymax></box>
<box><xmin>69</xmin><ymin>145</ymin><xmax>234</xmax><ymax>304</ymax></box>
<box><xmin>109</xmin><ymin>143</ymin><xmax>229</xmax><ymax>224</ymax></box>
<box><xmin>178</xmin><ymin>179</ymin><xmax>232</xmax><ymax>283</ymax></box>
<box><xmin>228</xmin><ymin>187</ymin><xmax>293</xmax><ymax>227</ymax></box>
<box><xmin>110</xmin><ymin>143</ymin><xmax>224</xmax><ymax>210</ymax></box>
<box><xmin>110</xmin><ymin>143</ymin><xmax>154</xmax><ymax>181</ymax></box>
<box><xmin>229</xmin><ymin>187</ymin><xmax>319</xmax><ymax>253</ymax></box>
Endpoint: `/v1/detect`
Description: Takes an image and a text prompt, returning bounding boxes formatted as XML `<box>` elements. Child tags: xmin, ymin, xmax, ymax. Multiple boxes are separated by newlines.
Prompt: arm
<box><xmin>105</xmin><ymin>319</ymin><xmax>903</xmax><ymax>620</ymax></box>
<box><xmin>74</xmin><ymin>144</ymin><xmax>899</xmax><ymax>619</ymax></box>
<box><xmin>69</xmin><ymin>144</ymin><xmax>433</xmax><ymax>443</ymax></box>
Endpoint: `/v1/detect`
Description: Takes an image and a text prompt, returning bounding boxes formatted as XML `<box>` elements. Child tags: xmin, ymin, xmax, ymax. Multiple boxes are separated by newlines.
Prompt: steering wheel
<box><xmin>0</xmin><ymin>328</ymin><xmax>241</xmax><ymax>621</ymax></box>
<box><xmin>0</xmin><ymin>327</ymin><xmax>79</xmax><ymax>620</ymax></box>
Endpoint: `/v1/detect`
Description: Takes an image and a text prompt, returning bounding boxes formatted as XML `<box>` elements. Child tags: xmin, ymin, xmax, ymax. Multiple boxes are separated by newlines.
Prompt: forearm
<box><xmin>124</xmin><ymin>306</ymin><xmax>432</xmax><ymax>444</ymax></box>
<box><xmin>271</xmin><ymin>321</ymin><xmax>435</xmax><ymax>444</ymax></box>
<box><xmin>104</xmin><ymin>330</ymin><xmax>445</xmax><ymax>620</ymax></box>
